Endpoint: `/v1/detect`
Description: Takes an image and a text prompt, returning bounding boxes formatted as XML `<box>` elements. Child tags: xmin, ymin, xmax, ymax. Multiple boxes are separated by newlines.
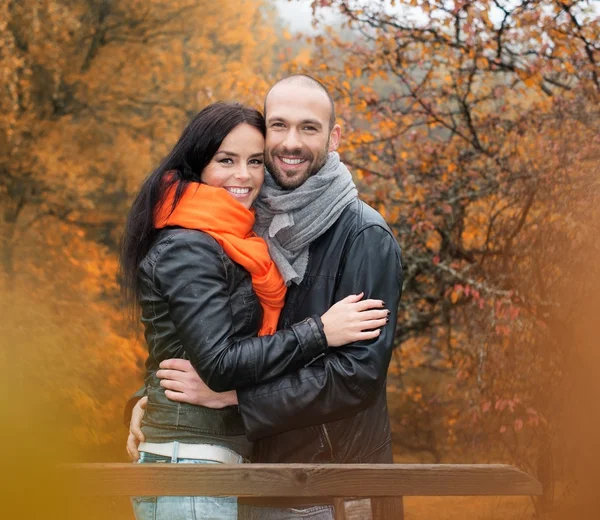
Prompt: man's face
<box><xmin>264</xmin><ymin>83</ymin><xmax>341</xmax><ymax>190</ymax></box>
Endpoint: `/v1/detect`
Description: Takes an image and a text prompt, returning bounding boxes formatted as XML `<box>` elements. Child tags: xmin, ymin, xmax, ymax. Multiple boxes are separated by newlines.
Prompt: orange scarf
<box><xmin>154</xmin><ymin>181</ymin><xmax>286</xmax><ymax>336</ymax></box>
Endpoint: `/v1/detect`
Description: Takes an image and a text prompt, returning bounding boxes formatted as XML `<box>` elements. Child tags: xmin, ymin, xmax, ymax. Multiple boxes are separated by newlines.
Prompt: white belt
<box><xmin>139</xmin><ymin>441</ymin><xmax>243</xmax><ymax>464</ymax></box>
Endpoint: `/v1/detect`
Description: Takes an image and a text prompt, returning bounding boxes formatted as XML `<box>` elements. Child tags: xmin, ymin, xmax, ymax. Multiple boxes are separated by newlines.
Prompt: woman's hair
<box><xmin>119</xmin><ymin>101</ymin><xmax>265</xmax><ymax>311</ymax></box>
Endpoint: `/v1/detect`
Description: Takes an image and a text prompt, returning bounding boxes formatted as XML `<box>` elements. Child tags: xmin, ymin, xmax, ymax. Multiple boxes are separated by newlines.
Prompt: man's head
<box><xmin>264</xmin><ymin>74</ymin><xmax>341</xmax><ymax>190</ymax></box>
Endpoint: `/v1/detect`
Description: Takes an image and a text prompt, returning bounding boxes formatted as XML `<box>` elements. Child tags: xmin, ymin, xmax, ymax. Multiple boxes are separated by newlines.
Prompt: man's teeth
<box><xmin>281</xmin><ymin>157</ymin><xmax>304</xmax><ymax>165</ymax></box>
<box><xmin>226</xmin><ymin>187</ymin><xmax>251</xmax><ymax>195</ymax></box>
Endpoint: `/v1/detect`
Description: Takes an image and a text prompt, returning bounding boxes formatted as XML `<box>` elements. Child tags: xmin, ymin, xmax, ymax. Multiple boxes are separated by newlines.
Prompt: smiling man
<box><xmin>127</xmin><ymin>75</ymin><xmax>403</xmax><ymax>520</ymax></box>
<box><xmin>263</xmin><ymin>77</ymin><xmax>339</xmax><ymax>190</ymax></box>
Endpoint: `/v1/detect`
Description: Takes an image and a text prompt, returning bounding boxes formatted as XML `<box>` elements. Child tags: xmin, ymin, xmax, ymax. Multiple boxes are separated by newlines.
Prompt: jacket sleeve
<box><xmin>152</xmin><ymin>231</ymin><xmax>327</xmax><ymax>392</ymax></box>
<box><xmin>237</xmin><ymin>225</ymin><xmax>403</xmax><ymax>441</ymax></box>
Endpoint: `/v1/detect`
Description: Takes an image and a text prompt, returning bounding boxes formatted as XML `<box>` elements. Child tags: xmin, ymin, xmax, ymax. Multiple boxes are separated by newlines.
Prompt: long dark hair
<box><xmin>119</xmin><ymin>101</ymin><xmax>265</xmax><ymax>311</ymax></box>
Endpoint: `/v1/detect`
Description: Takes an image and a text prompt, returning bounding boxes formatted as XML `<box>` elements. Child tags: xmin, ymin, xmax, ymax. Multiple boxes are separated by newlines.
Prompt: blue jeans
<box><xmin>238</xmin><ymin>504</ymin><xmax>334</xmax><ymax>520</ymax></box>
<box><xmin>131</xmin><ymin>451</ymin><xmax>237</xmax><ymax>520</ymax></box>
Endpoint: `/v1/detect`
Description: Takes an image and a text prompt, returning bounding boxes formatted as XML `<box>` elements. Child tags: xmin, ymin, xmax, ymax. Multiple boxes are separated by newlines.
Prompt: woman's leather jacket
<box><xmin>138</xmin><ymin>228</ymin><xmax>327</xmax><ymax>437</ymax></box>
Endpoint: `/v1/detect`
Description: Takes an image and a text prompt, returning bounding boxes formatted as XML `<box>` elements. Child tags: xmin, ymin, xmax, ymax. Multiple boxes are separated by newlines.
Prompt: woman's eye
<box><xmin>218</xmin><ymin>158</ymin><xmax>233</xmax><ymax>164</ymax></box>
<box><xmin>249</xmin><ymin>159</ymin><xmax>264</xmax><ymax>166</ymax></box>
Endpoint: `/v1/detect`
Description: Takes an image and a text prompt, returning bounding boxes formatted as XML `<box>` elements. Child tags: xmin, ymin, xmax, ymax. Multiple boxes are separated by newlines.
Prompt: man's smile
<box><xmin>279</xmin><ymin>157</ymin><xmax>306</xmax><ymax>165</ymax></box>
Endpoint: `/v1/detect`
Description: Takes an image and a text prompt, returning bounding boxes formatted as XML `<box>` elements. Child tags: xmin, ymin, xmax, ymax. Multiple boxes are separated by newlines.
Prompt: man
<box><xmin>127</xmin><ymin>74</ymin><xmax>403</xmax><ymax>519</ymax></box>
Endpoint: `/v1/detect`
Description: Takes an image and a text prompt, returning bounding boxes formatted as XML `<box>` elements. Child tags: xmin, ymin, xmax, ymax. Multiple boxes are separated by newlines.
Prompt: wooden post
<box><xmin>371</xmin><ymin>497</ymin><xmax>404</xmax><ymax>520</ymax></box>
<box><xmin>333</xmin><ymin>498</ymin><xmax>347</xmax><ymax>520</ymax></box>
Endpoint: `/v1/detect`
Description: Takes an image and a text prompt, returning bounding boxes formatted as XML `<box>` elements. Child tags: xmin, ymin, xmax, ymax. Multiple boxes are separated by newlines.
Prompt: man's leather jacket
<box><xmin>239</xmin><ymin>198</ymin><xmax>403</xmax><ymax>464</ymax></box>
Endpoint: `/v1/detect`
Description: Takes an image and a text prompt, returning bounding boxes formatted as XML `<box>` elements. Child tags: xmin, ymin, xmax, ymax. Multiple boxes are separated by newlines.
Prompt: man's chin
<box><xmin>271</xmin><ymin>169</ymin><xmax>311</xmax><ymax>190</ymax></box>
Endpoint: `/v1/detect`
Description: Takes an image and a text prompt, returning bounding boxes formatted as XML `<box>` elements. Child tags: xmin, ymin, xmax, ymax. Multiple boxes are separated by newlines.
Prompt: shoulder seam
<box><xmin>151</xmin><ymin>229</ymin><xmax>230</xmax><ymax>287</ymax></box>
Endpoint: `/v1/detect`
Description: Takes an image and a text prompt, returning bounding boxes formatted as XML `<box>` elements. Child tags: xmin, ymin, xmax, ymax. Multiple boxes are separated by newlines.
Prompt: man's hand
<box><xmin>157</xmin><ymin>358</ymin><xmax>238</xmax><ymax>408</ymax></box>
<box><xmin>126</xmin><ymin>396</ymin><xmax>147</xmax><ymax>461</ymax></box>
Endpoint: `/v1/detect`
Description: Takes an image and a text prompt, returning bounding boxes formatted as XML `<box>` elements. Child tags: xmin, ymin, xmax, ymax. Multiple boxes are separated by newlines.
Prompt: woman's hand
<box><xmin>321</xmin><ymin>293</ymin><xmax>389</xmax><ymax>347</ymax></box>
<box><xmin>126</xmin><ymin>396</ymin><xmax>147</xmax><ymax>461</ymax></box>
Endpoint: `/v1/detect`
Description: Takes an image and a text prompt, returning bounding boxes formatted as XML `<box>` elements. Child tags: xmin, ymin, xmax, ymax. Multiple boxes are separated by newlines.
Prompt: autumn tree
<box><xmin>0</xmin><ymin>0</ymin><xmax>279</xmax><ymax>458</ymax></box>
<box><xmin>291</xmin><ymin>0</ymin><xmax>599</xmax><ymax>509</ymax></box>
<box><xmin>0</xmin><ymin>0</ymin><xmax>276</xmax><ymax>281</ymax></box>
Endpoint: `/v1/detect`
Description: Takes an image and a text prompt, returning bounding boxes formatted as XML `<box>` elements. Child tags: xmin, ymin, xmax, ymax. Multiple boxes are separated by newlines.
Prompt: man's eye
<box><xmin>271</xmin><ymin>122</ymin><xmax>285</xmax><ymax>128</ymax></box>
<box><xmin>303</xmin><ymin>126</ymin><xmax>317</xmax><ymax>132</ymax></box>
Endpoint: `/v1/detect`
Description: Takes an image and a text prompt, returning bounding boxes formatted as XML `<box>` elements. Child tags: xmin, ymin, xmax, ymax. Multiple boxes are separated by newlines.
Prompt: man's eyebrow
<box><xmin>300</xmin><ymin>119</ymin><xmax>322</xmax><ymax>127</ymax></box>
<box><xmin>267</xmin><ymin>116</ymin><xmax>323</xmax><ymax>128</ymax></box>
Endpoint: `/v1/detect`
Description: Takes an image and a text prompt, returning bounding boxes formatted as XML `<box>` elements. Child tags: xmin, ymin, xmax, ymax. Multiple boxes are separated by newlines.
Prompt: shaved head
<box><xmin>265</xmin><ymin>74</ymin><xmax>336</xmax><ymax>130</ymax></box>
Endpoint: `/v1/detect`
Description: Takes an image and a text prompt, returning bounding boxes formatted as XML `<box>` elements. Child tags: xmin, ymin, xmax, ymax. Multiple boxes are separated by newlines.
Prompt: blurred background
<box><xmin>1</xmin><ymin>0</ymin><xmax>598</xmax><ymax>518</ymax></box>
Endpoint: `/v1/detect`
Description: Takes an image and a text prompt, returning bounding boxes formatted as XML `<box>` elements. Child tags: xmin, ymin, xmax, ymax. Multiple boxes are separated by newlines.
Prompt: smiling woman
<box><xmin>119</xmin><ymin>102</ymin><xmax>277</xmax><ymax>520</ymax></box>
<box><xmin>201</xmin><ymin>123</ymin><xmax>265</xmax><ymax>209</ymax></box>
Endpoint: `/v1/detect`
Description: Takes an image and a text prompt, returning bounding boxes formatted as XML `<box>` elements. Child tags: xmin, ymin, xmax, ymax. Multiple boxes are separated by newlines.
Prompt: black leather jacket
<box><xmin>137</xmin><ymin>228</ymin><xmax>327</xmax><ymax>439</ymax></box>
<box><xmin>239</xmin><ymin>199</ymin><xmax>403</xmax><ymax>464</ymax></box>
<box><xmin>128</xmin><ymin>199</ymin><xmax>403</xmax><ymax>464</ymax></box>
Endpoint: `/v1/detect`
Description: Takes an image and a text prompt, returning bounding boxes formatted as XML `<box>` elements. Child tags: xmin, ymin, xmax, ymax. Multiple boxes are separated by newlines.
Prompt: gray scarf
<box><xmin>254</xmin><ymin>152</ymin><xmax>358</xmax><ymax>285</ymax></box>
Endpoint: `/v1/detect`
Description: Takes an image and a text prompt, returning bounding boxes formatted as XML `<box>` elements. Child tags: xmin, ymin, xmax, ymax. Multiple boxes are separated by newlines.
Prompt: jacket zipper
<box><xmin>321</xmin><ymin>424</ymin><xmax>334</xmax><ymax>461</ymax></box>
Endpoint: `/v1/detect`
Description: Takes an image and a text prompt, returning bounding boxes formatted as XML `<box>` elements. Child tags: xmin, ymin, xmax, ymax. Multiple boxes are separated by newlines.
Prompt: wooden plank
<box><xmin>60</xmin><ymin>463</ymin><xmax>542</xmax><ymax>498</ymax></box>
<box><xmin>371</xmin><ymin>497</ymin><xmax>404</xmax><ymax>520</ymax></box>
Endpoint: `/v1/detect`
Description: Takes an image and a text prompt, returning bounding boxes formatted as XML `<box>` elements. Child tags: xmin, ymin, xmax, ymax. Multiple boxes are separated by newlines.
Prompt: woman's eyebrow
<box><xmin>215</xmin><ymin>151</ymin><xmax>264</xmax><ymax>158</ymax></box>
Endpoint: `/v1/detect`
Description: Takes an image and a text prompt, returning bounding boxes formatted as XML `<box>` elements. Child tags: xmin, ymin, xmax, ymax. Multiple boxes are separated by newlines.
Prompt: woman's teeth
<box><xmin>226</xmin><ymin>187</ymin><xmax>251</xmax><ymax>195</ymax></box>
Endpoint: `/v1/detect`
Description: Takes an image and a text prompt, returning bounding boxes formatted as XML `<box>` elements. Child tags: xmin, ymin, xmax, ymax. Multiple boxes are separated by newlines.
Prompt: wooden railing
<box><xmin>63</xmin><ymin>463</ymin><xmax>542</xmax><ymax>520</ymax></box>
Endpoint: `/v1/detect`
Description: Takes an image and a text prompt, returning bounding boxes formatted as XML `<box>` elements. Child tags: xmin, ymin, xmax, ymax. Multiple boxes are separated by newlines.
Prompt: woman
<box><xmin>120</xmin><ymin>102</ymin><xmax>387</xmax><ymax>520</ymax></box>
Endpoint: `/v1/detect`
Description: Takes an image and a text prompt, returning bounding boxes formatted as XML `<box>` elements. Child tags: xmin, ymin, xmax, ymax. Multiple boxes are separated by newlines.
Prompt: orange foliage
<box><xmin>292</xmin><ymin>0</ymin><xmax>599</xmax><ymax>512</ymax></box>
<box><xmin>0</xmin><ymin>0</ymin><xmax>278</xmax><ymax>459</ymax></box>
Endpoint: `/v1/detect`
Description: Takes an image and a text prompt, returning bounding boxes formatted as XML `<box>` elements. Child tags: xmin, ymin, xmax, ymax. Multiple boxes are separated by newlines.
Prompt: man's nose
<box><xmin>281</xmin><ymin>129</ymin><xmax>301</xmax><ymax>151</ymax></box>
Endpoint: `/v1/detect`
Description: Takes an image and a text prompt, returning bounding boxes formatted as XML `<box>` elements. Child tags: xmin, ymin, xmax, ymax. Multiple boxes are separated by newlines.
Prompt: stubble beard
<box><xmin>265</xmin><ymin>142</ymin><xmax>330</xmax><ymax>190</ymax></box>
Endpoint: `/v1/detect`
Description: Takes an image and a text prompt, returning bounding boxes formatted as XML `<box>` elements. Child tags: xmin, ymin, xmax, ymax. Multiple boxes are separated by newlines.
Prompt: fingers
<box><xmin>355</xmin><ymin>309</ymin><xmax>389</xmax><ymax>322</ymax></box>
<box><xmin>159</xmin><ymin>358</ymin><xmax>194</xmax><ymax>371</ymax></box>
<box><xmin>356</xmin><ymin>318</ymin><xmax>388</xmax><ymax>331</ymax></box>
<box><xmin>130</xmin><ymin>420</ymin><xmax>145</xmax><ymax>443</ymax></box>
<box><xmin>156</xmin><ymin>368</ymin><xmax>189</xmax><ymax>382</ymax></box>
<box><xmin>159</xmin><ymin>378</ymin><xmax>186</xmax><ymax>393</ymax></box>
<box><xmin>139</xmin><ymin>396</ymin><xmax>148</xmax><ymax>409</ymax></box>
<box><xmin>357</xmin><ymin>329</ymin><xmax>382</xmax><ymax>340</ymax></box>
<box><xmin>337</xmin><ymin>292</ymin><xmax>364</xmax><ymax>304</ymax></box>
<box><xmin>126</xmin><ymin>432</ymin><xmax>140</xmax><ymax>462</ymax></box>
<box><xmin>353</xmin><ymin>299</ymin><xmax>386</xmax><ymax>312</ymax></box>
<box><xmin>130</xmin><ymin>400</ymin><xmax>146</xmax><ymax>443</ymax></box>
<box><xmin>164</xmin><ymin>389</ymin><xmax>187</xmax><ymax>402</ymax></box>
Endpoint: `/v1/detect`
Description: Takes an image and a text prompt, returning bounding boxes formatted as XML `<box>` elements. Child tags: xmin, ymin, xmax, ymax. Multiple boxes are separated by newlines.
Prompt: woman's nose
<box><xmin>234</xmin><ymin>164</ymin><xmax>251</xmax><ymax>180</ymax></box>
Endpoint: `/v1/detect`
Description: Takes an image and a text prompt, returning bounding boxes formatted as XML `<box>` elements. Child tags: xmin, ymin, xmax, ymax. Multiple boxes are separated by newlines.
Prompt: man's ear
<box><xmin>328</xmin><ymin>124</ymin><xmax>341</xmax><ymax>152</ymax></box>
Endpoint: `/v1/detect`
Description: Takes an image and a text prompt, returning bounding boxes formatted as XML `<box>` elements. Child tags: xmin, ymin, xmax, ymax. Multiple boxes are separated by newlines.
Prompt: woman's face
<box><xmin>201</xmin><ymin>123</ymin><xmax>265</xmax><ymax>209</ymax></box>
